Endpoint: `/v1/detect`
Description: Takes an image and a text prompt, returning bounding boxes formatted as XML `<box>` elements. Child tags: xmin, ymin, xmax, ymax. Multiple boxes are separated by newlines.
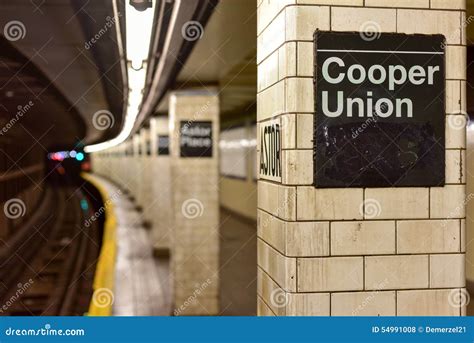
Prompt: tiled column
<box><xmin>169</xmin><ymin>90</ymin><xmax>219</xmax><ymax>315</ymax></box>
<box><xmin>136</xmin><ymin>129</ymin><xmax>147</xmax><ymax>210</ymax></box>
<box><xmin>139</xmin><ymin>126</ymin><xmax>153</xmax><ymax>226</ymax></box>
<box><xmin>118</xmin><ymin>143</ymin><xmax>126</xmax><ymax>186</ymax></box>
<box><xmin>257</xmin><ymin>0</ymin><xmax>466</xmax><ymax>316</ymax></box>
<box><xmin>123</xmin><ymin>140</ymin><xmax>133</xmax><ymax>194</ymax></box>
<box><xmin>131</xmin><ymin>133</ymin><xmax>141</xmax><ymax>202</ymax></box>
<box><xmin>150</xmin><ymin>116</ymin><xmax>172</xmax><ymax>255</ymax></box>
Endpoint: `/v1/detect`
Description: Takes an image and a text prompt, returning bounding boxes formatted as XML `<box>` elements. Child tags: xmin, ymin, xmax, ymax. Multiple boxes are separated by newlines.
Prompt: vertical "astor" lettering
<box><xmin>260</xmin><ymin>121</ymin><xmax>281</xmax><ymax>179</ymax></box>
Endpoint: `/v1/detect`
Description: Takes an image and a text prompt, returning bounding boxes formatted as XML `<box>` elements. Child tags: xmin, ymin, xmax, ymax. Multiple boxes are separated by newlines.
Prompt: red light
<box><xmin>52</xmin><ymin>153</ymin><xmax>64</xmax><ymax>161</ymax></box>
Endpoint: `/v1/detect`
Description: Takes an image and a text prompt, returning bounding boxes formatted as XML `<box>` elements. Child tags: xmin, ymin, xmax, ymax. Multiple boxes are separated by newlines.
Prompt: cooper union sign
<box><xmin>314</xmin><ymin>31</ymin><xmax>445</xmax><ymax>188</ymax></box>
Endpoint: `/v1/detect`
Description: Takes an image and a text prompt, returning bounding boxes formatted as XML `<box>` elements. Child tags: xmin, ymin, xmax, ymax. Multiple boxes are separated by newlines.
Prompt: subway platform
<box><xmin>0</xmin><ymin>0</ymin><xmax>473</xmax><ymax>322</ymax></box>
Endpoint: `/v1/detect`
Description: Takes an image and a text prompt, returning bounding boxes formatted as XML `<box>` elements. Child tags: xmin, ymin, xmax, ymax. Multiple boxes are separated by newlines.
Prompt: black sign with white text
<box><xmin>180</xmin><ymin>121</ymin><xmax>213</xmax><ymax>157</ymax></box>
<box><xmin>146</xmin><ymin>139</ymin><xmax>151</xmax><ymax>156</ymax></box>
<box><xmin>157</xmin><ymin>135</ymin><xmax>169</xmax><ymax>156</ymax></box>
<box><xmin>314</xmin><ymin>31</ymin><xmax>445</xmax><ymax>187</ymax></box>
<box><xmin>259</xmin><ymin>118</ymin><xmax>281</xmax><ymax>181</ymax></box>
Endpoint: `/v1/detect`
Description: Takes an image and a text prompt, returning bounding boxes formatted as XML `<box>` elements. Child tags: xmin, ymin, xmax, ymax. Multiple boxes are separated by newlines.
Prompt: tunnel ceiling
<box><xmin>0</xmin><ymin>39</ymin><xmax>85</xmax><ymax>150</ymax></box>
<box><xmin>0</xmin><ymin>0</ymin><xmax>125</xmax><ymax>149</ymax></box>
<box><xmin>132</xmin><ymin>0</ymin><xmax>219</xmax><ymax>132</ymax></box>
<box><xmin>151</xmin><ymin>0</ymin><xmax>256</xmax><ymax>121</ymax></box>
<box><xmin>155</xmin><ymin>0</ymin><xmax>257</xmax><ymax>118</ymax></box>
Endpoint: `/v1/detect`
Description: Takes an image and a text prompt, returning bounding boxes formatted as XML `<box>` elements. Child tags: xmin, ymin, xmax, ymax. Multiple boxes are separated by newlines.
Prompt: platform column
<box><xmin>131</xmin><ymin>133</ymin><xmax>141</xmax><ymax>203</ymax></box>
<box><xmin>123</xmin><ymin>140</ymin><xmax>133</xmax><ymax>194</ymax></box>
<box><xmin>169</xmin><ymin>90</ymin><xmax>219</xmax><ymax>315</ymax></box>
<box><xmin>139</xmin><ymin>126</ymin><xmax>153</xmax><ymax>225</ymax></box>
<box><xmin>257</xmin><ymin>1</ymin><xmax>466</xmax><ymax>316</ymax></box>
<box><xmin>150</xmin><ymin>116</ymin><xmax>172</xmax><ymax>255</ymax></box>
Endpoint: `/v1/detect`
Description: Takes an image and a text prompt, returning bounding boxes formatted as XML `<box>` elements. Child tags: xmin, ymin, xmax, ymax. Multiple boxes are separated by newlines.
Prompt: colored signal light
<box><xmin>76</xmin><ymin>152</ymin><xmax>85</xmax><ymax>161</ymax></box>
<box><xmin>80</xmin><ymin>199</ymin><xmax>89</xmax><ymax>211</ymax></box>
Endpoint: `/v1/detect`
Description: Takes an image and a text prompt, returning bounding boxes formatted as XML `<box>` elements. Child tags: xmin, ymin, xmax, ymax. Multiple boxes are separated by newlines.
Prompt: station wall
<box><xmin>219</xmin><ymin>122</ymin><xmax>257</xmax><ymax>221</ymax></box>
<box><xmin>256</xmin><ymin>0</ymin><xmax>467</xmax><ymax>316</ymax></box>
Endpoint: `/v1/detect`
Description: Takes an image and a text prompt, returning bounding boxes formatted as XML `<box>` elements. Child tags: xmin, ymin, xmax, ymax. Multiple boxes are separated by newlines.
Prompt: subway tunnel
<box><xmin>0</xmin><ymin>0</ymin><xmax>473</xmax><ymax>318</ymax></box>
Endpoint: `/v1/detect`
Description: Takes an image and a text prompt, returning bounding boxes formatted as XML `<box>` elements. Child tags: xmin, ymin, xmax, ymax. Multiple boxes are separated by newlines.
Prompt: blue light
<box><xmin>70</xmin><ymin>150</ymin><xmax>77</xmax><ymax>158</ymax></box>
<box><xmin>76</xmin><ymin>152</ymin><xmax>85</xmax><ymax>161</ymax></box>
<box><xmin>80</xmin><ymin>199</ymin><xmax>89</xmax><ymax>211</ymax></box>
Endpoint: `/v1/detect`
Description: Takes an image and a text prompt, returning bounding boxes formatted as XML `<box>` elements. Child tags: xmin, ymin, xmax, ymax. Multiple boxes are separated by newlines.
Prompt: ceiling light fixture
<box><xmin>85</xmin><ymin>0</ymin><xmax>155</xmax><ymax>153</ymax></box>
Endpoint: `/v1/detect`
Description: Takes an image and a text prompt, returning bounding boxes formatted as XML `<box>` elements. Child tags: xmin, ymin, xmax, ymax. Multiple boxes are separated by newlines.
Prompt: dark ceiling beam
<box><xmin>71</xmin><ymin>0</ymin><xmax>127</xmax><ymax>144</ymax></box>
<box><xmin>145</xmin><ymin>0</ymin><xmax>173</xmax><ymax>92</ymax></box>
<box><xmin>133</xmin><ymin>0</ymin><xmax>219</xmax><ymax>131</ymax></box>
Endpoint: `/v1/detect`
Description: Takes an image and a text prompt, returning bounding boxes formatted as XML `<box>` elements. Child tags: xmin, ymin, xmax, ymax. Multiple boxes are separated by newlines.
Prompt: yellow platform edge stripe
<box><xmin>81</xmin><ymin>172</ymin><xmax>117</xmax><ymax>316</ymax></box>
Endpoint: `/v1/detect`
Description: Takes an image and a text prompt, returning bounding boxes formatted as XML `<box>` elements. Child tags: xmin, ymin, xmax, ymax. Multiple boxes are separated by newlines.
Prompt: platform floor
<box><xmin>87</xmin><ymin>174</ymin><xmax>257</xmax><ymax>316</ymax></box>
<box><xmin>219</xmin><ymin>207</ymin><xmax>257</xmax><ymax>315</ymax></box>
<box><xmin>93</xmin><ymin>176</ymin><xmax>171</xmax><ymax>316</ymax></box>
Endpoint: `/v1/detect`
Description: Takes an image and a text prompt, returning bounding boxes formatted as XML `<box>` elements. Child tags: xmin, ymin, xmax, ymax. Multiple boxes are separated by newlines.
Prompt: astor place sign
<box><xmin>314</xmin><ymin>31</ymin><xmax>445</xmax><ymax>188</ymax></box>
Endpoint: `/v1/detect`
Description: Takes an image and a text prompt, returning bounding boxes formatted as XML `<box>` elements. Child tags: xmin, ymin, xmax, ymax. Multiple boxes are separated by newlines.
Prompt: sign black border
<box><xmin>313</xmin><ymin>30</ymin><xmax>446</xmax><ymax>188</ymax></box>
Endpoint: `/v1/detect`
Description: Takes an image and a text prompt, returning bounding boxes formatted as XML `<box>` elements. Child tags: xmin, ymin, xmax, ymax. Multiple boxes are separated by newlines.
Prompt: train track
<box><xmin>0</xmin><ymin>183</ymin><xmax>101</xmax><ymax>316</ymax></box>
